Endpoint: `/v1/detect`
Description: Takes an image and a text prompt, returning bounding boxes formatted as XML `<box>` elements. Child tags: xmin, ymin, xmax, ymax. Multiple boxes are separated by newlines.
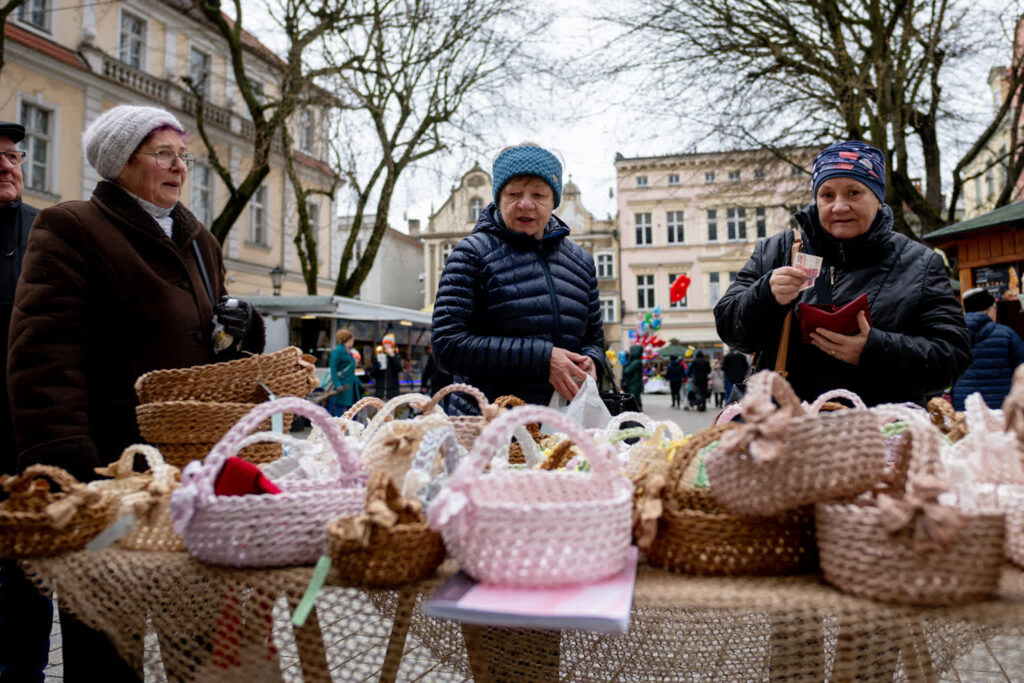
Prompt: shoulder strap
<box><xmin>192</xmin><ymin>240</ymin><xmax>216</xmax><ymax>308</ymax></box>
<box><xmin>775</xmin><ymin>227</ymin><xmax>803</xmax><ymax>376</ymax></box>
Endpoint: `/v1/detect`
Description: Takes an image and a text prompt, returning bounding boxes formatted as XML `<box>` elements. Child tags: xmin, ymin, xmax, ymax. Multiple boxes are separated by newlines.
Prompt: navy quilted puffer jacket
<box><xmin>951</xmin><ymin>312</ymin><xmax>1024</xmax><ymax>410</ymax></box>
<box><xmin>431</xmin><ymin>203</ymin><xmax>605</xmax><ymax>414</ymax></box>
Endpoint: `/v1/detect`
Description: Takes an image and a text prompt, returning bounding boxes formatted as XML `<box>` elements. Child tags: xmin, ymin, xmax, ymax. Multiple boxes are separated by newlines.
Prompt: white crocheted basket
<box><xmin>428</xmin><ymin>405</ymin><xmax>634</xmax><ymax>587</ymax></box>
<box><xmin>170</xmin><ymin>397</ymin><xmax>367</xmax><ymax>568</ymax></box>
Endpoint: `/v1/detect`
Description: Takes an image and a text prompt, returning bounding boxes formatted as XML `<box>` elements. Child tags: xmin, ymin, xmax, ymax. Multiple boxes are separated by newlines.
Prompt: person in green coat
<box><xmin>328</xmin><ymin>328</ymin><xmax>361</xmax><ymax>416</ymax></box>
<box><xmin>621</xmin><ymin>344</ymin><xmax>645</xmax><ymax>410</ymax></box>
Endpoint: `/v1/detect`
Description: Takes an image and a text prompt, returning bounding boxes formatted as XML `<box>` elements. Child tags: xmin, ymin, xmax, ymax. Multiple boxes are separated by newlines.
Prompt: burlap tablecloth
<box><xmin>21</xmin><ymin>550</ymin><xmax>1024</xmax><ymax>682</ymax></box>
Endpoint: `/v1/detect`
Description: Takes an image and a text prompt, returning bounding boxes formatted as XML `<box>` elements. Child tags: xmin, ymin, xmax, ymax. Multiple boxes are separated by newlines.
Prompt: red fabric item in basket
<box><xmin>797</xmin><ymin>293</ymin><xmax>871</xmax><ymax>343</ymax></box>
<box><xmin>214</xmin><ymin>457</ymin><xmax>281</xmax><ymax>496</ymax></box>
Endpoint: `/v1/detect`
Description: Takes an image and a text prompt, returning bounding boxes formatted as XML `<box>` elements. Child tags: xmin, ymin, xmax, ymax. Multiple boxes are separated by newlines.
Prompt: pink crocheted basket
<box><xmin>170</xmin><ymin>397</ymin><xmax>367</xmax><ymax>568</ymax></box>
<box><xmin>428</xmin><ymin>405</ymin><xmax>634</xmax><ymax>587</ymax></box>
<box><xmin>705</xmin><ymin>371</ymin><xmax>889</xmax><ymax>516</ymax></box>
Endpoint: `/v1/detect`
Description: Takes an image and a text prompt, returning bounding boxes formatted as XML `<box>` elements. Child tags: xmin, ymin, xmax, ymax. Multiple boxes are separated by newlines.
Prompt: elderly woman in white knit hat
<box><xmin>8</xmin><ymin>103</ymin><xmax>266</xmax><ymax>679</ymax></box>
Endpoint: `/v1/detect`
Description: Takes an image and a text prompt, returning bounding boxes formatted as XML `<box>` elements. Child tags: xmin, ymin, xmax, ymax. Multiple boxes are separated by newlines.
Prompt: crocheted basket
<box><xmin>360</xmin><ymin>412</ymin><xmax>453</xmax><ymax>485</ymax></box>
<box><xmin>494</xmin><ymin>395</ymin><xmax>542</xmax><ymax>465</ymax></box>
<box><xmin>90</xmin><ymin>444</ymin><xmax>184</xmax><ymax>552</ymax></box>
<box><xmin>705</xmin><ymin>371</ymin><xmax>889</xmax><ymax>516</ymax></box>
<box><xmin>416</xmin><ymin>384</ymin><xmax>500</xmax><ymax>450</ymax></box>
<box><xmin>170</xmin><ymin>397</ymin><xmax>368</xmax><ymax>568</ymax></box>
<box><xmin>341</xmin><ymin>396</ymin><xmax>385</xmax><ymax>421</ymax></box>
<box><xmin>134</xmin><ymin>346</ymin><xmax>317</xmax><ymax>404</ymax></box>
<box><xmin>816</xmin><ymin>407</ymin><xmax>1005</xmax><ymax>605</ymax></box>
<box><xmin>428</xmin><ymin>405</ymin><xmax>634</xmax><ymax>587</ymax></box>
<box><xmin>623</xmin><ymin>418</ymin><xmax>686</xmax><ymax>482</ymax></box>
<box><xmin>0</xmin><ymin>465</ymin><xmax>115</xmax><ymax>558</ymax></box>
<box><xmin>328</xmin><ymin>472</ymin><xmax>446</xmax><ymax>587</ymax></box>
<box><xmin>360</xmin><ymin>393</ymin><xmax>442</xmax><ymax>443</ymax></box>
<box><xmin>136</xmin><ymin>401</ymin><xmax>295</xmax><ymax>444</ymax></box>
<box><xmin>638</xmin><ymin>423</ymin><xmax>817</xmax><ymax>576</ymax></box>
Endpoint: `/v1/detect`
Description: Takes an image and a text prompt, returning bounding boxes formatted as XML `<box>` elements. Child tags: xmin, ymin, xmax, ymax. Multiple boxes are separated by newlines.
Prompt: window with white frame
<box><xmin>247</xmin><ymin>186</ymin><xmax>268</xmax><ymax>246</ymax></box>
<box><xmin>726</xmin><ymin>207</ymin><xmax>746</xmax><ymax>241</ymax></box>
<box><xmin>706</xmin><ymin>209</ymin><xmax>718</xmax><ymax>242</ymax></box>
<box><xmin>728</xmin><ymin>170</ymin><xmax>740</xmax><ymax>183</ymax></box>
<box><xmin>636</xmin><ymin>176</ymin><xmax>648</xmax><ymax>188</ymax></box>
<box><xmin>668</xmin><ymin>272</ymin><xmax>687</xmax><ymax>309</ymax></box>
<box><xmin>306</xmin><ymin>201</ymin><xmax>320</xmax><ymax>232</ymax></box>
<box><xmin>709</xmin><ymin>272</ymin><xmax>721</xmax><ymax>306</ymax></box>
<box><xmin>469</xmin><ymin>198</ymin><xmax>483</xmax><ymax>222</ymax></box>
<box><xmin>668</xmin><ymin>173</ymin><xmax>680</xmax><ymax>186</ymax></box>
<box><xmin>298</xmin><ymin>110</ymin><xmax>316</xmax><ymax>154</ymax></box>
<box><xmin>974</xmin><ymin>176</ymin><xmax>983</xmax><ymax>207</ymax></box>
<box><xmin>20</xmin><ymin>102</ymin><xmax>52</xmax><ymax>193</ymax></box>
<box><xmin>119</xmin><ymin>12</ymin><xmax>146</xmax><ymax>68</ymax></box>
<box><xmin>189</xmin><ymin>47</ymin><xmax>212</xmax><ymax>99</ymax></box>
<box><xmin>753</xmin><ymin>168</ymin><xmax>765</xmax><ymax>181</ymax></box>
<box><xmin>441</xmin><ymin>241</ymin><xmax>454</xmax><ymax>265</ymax></box>
<box><xmin>666</xmin><ymin>210</ymin><xmax>684</xmax><ymax>244</ymax></box>
<box><xmin>704</xmin><ymin>171</ymin><xmax>715</xmax><ymax>184</ymax></box>
<box><xmin>635</xmin><ymin>212</ymin><xmax>652</xmax><ymax>246</ymax></box>
<box><xmin>755</xmin><ymin>207</ymin><xmax>767</xmax><ymax>238</ymax></box>
<box><xmin>190</xmin><ymin>162</ymin><xmax>214</xmax><ymax>226</ymax></box>
<box><xmin>790</xmin><ymin>165</ymin><xmax>802</xmax><ymax>177</ymax></box>
<box><xmin>637</xmin><ymin>274</ymin><xmax>655</xmax><ymax>310</ymax></box>
<box><xmin>596</xmin><ymin>252</ymin><xmax>615</xmax><ymax>279</ymax></box>
<box><xmin>17</xmin><ymin>0</ymin><xmax>49</xmax><ymax>31</ymax></box>
<box><xmin>985</xmin><ymin>169</ymin><xmax>995</xmax><ymax>200</ymax></box>
<box><xmin>599</xmin><ymin>297</ymin><xmax>617</xmax><ymax>324</ymax></box>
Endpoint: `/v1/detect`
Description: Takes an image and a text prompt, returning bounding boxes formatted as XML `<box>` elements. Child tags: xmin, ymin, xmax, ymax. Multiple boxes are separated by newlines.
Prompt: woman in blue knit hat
<box><xmin>714</xmin><ymin>140</ymin><xmax>971</xmax><ymax>406</ymax></box>
<box><xmin>431</xmin><ymin>143</ymin><xmax>605</xmax><ymax>413</ymax></box>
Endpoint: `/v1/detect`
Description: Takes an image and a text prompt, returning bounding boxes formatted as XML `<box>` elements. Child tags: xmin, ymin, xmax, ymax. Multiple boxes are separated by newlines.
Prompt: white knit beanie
<box><xmin>83</xmin><ymin>105</ymin><xmax>184</xmax><ymax>180</ymax></box>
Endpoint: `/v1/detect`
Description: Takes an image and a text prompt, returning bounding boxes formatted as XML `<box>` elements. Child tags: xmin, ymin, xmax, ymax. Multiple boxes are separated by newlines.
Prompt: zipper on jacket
<box><xmin>538</xmin><ymin>253</ymin><xmax>562</xmax><ymax>344</ymax></box>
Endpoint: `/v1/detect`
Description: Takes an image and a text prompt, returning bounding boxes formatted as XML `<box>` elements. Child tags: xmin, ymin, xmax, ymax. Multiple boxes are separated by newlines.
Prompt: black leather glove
<box><xmin>213</xmin><ymin>295</ymin><xmax>253</xmax><ymax>342</ymax></box>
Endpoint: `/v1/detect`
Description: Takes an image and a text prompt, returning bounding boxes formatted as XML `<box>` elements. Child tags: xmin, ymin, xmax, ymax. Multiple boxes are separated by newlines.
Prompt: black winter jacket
<box><xmin>713</xmin><ymin>204</ymin><xmax>971</xmax><ymax>406</ymax></box>
<box><xmin>431</xmin><ymin>203</ymin><xmax>605</xmax><ymax>413</ymax></box>
<box><xmin>951</xmin><ymin>312</ymin><xmax>1024</xmax><ymax>410</ymax></box>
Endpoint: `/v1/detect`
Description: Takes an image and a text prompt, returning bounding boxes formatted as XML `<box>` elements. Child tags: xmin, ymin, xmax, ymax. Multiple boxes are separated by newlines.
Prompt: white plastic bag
<box><xmin>548</xmin><ymin>375</ymin><xmax>612</xmax><ymax>430</ymax></box>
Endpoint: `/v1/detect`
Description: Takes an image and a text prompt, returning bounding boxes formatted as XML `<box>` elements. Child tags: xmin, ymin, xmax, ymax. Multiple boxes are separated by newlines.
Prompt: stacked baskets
<box><xmin>134</xmin><ymin>347</ymin><xmax>317</xmax><ymax>468</ymax></box>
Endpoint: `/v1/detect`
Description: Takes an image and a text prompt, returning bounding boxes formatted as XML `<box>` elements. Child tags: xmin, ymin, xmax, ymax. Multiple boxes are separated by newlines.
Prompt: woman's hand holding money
<box><xmin>769</xmin><ymin>266</ymin><xmax>808</xmax><ymax>305</ymax></box>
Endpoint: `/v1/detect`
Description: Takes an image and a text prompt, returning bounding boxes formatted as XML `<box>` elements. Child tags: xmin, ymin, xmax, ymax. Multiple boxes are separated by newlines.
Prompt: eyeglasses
<box><xmin>0</xmin><ymin>151</ymin><xmax>26</xmax><ymax>166</ymax></box>
<box><xmin>136</xmin><ymin>149</ymin><xmax>195</xmax><ymax>170</ymax></box>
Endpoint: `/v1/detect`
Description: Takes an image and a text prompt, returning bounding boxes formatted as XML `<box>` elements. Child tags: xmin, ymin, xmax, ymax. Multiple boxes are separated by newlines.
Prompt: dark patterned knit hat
<box><xmin>492</xmin><ymin>145</ymin><xmax>562</xmax><ymax>208</ymax></box>
<box><xmin>811</xmin><ymin>141</ymin><xmax>886</xmax><ymax>203</ymax></box>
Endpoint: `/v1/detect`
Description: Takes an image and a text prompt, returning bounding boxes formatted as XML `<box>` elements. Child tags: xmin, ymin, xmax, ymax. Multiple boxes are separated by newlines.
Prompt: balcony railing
<box><xmin>181</xmin><ymin>93</ymin><xmax>234</xmax><ymax>133</ymax></box>
<box><xmin>101</xmin><ymin>57</ymin><xmax>170</xmax><ymax>103</ymax></box>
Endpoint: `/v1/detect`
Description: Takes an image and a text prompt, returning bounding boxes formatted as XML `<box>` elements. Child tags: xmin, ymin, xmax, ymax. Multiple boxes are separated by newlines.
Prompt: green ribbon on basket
<box><xmin>291</xmin><ymin>555</ymin><xmax>332</xmax><ymax>627</ymax></box>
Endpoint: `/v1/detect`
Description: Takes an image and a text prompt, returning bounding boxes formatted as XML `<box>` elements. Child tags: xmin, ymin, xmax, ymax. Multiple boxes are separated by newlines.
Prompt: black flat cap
<box><xmin>0</xmin><ymin>122</ymin><xmax>26</xmax><ymax>143</ymax></box>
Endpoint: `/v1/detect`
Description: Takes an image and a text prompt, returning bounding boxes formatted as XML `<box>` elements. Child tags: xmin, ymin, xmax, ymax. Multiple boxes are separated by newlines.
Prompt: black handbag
<box><xmin>600</xmin><ymin>358</ymin><xmax>640</xmax><ymax>416</ymax></box>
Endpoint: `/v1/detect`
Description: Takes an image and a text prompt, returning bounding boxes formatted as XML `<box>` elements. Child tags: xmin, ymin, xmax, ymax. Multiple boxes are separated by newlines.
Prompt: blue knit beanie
<box><xmin>811</xmin><ymin>141</ymin><xmax>886</xmax><ymax>204</ymax></box>
<box><xmin>492</xmin><ymin>145</ymin><xmax>562</xmax><ymax>208</ymax></box>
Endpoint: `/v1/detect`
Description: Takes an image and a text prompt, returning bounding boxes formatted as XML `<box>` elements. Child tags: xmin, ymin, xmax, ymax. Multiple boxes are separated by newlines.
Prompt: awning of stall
<box><xmin>246</xmin><ymin>295</ymin><xmax>432</xmax><ymax>325</ymax></box>
<box><xmin>922</xmin><ymin>200</ymin><xmax>1024</xmax><ymax>245</ymax></box>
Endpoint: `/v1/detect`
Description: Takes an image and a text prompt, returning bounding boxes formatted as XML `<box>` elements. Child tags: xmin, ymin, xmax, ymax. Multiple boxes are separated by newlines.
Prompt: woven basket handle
<box><xmin>453</xmin><ymin>405</ymin><xmax>620</xmax><ymax>485</ymax></box>
<box><xmin>605</xmin><ymin>411</ymin><xmax>656</xmax><ymax>433</ymax></box>
<box><xmin>362</xmin><ymin>393</ymin><xmax>440</xmax><ymax>442</ymax></box>
<box><xmin>110</xmin><ymin>444</ymin><xmax>177</xmax><ymax>489</ymax></box>
<box><xmin>743</xmin><ymin>370</ymin><xmax>805</xmax><ymax>419</ymax></box>
<box><xmin>650</xmin><ymin>420</ymin><xmax>685</xmax><ymax>442</ymax></box>
<box><xmin>2</xmin><ymin>464</ymin><xmax>84</xmax><ymax>497</ymax></box>
<box><xmin>809</xmin><ymin>388</ymin><xmax>867</xmax><ymax>414</ymax></box>
<box><xmin>198</xmin><ymin>397</ymin><xmax>362</xmax><ymax>493</ymax></box>
<box><xmin>418</xmin><ymin>383</ymin><xmax>496</xmax><ymax>417</ymax></box>
<box><xmin>664</xmin><ymin>423</ymin><xmax>740</xmax><ymax>492</ymax></box>
<box><xmin>342</xmin><ymin>396</ymin><xmax>385</xmax><ymax>421</ymax></box>
<box><xmin>872</xmin><ymin>405</ymin><xmax>945</xmax><ymax>495</ymax></box>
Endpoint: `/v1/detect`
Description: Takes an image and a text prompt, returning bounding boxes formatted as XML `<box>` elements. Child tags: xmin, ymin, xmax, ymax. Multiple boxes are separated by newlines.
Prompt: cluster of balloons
<box><xmin>639</xmin><ymin>306</ymin><xmax>663</xmax><ymax>333</ymax></box>
<box><xmin>605</xmin><ymin>349</ymin><xmax>618</xmax><ymax>367</ymax></box>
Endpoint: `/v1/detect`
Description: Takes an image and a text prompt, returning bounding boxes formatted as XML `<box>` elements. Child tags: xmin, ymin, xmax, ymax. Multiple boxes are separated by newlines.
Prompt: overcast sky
<box><xmin>244</xmin><ymin>1</ymin><xmax>1022</xmax><ymax>230</ymax></box>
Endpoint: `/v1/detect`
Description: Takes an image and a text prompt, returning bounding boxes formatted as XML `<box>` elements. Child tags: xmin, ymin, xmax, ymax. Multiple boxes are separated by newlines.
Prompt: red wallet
<box><xmin>797</xmin><ymin>293</ymin><xmax>871</xmax><ymax>343</ymax></box>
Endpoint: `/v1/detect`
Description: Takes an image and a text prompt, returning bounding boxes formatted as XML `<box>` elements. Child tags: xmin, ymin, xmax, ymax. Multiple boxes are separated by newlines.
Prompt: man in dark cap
<box><xmin>951</xmin><ymin>287</ymin><xmax>1024</xmax><ymax>410</ymax></box>
<box><xmin>0</xmin><ymin>120</ymin><xmax>50</xmax><ymax>681</ymax></box>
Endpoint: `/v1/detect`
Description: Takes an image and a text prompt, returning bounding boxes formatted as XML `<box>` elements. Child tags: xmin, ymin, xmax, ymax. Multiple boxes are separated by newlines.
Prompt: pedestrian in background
<box><xmin>951</xmin><ymin>287</ymin><xmax>1024</xmax><ymax>410</ymax></box>
<box><xmin>709</xmin><ymin>358</ymin><xmax>726</xmax><ymax>408</ymax></box>
<box><xmin>621</xmin><ymin>344</ymin><xmax>645</xmax><ymax>411</ymax></box>
<box><xmin>373</xmin><ymin>332</ymin><xmax>403</xmax><ymax>399</ymax></box>
<box><xmin>722</xmin><ymin>348</ymin><xmax>750</xmax><ymax>402</ymax></box>
<box><xmin>687</xmin><ymin>350</ymin><xmax>712</xmax><ymax>412</ymax></box>
<box><xmin>0</xmin><ymin>120</ymin><xmax>51</xmax><ymax>683</ymax></box>
<box><xmin>328</xmin><ymin>328</ymin><xmax>361</xmax><ymax>416</ymax></box>
<box><xmin>665</xmin><ymin>355</ymin><xmax>685</xmax><ymax>409</ymax></box>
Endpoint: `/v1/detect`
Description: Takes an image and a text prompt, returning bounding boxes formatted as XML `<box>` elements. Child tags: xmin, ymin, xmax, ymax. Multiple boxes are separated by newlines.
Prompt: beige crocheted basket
<box><xmin>89</xmin><ymin>444</ymin><xmax>184</xmax><ymax>552</ymax></box>
<box><xmin>0</xmin><ymin>465</ymin><xmax>115</xmax><ymax>558</ymax></box>
<box><xmin>151</xmin><ymin>441</ymin><xmax>283</xmax><ymax>469</ymax></box>
<box><xmin>816</xmin><ymin>407</ymin><xmax>1005</xmax><ymax>605</ymax></box>
<box><xmin>134</xmin><ymin>346</ymin><xmax>317</xmax><ymax>404</ymax></box>
<box><xmin>415</xmin><ymin>384</ymin><xmax>499</xmax><ymax>450</ymax></box>
<box><xmin>638</xmin><ymin>423</ymin><xmax>817</xmax><ymax>577</ymax></box>
<box><xmin>705</xmin><ymin>371</ymin><xmax>889</xmax><ymax>516</ymax></box>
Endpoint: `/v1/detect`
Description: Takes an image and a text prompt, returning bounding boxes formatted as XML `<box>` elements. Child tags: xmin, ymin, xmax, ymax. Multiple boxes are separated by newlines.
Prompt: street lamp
<box><xmin>269</xmin><ymin>266</ymin><xmax>285</xmax><ymax>296</ymax></box>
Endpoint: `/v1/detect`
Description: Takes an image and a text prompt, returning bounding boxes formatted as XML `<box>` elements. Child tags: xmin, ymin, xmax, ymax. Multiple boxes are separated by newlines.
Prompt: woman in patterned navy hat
<box><xmin>714</xmin><ymin>140</ymin><xmax>971</xmax><ymax>406</ymax></box>
<box><xmin>431</xmin><ymin>143</ymin><xmax>605</xmax><ymax>414</ymax></box>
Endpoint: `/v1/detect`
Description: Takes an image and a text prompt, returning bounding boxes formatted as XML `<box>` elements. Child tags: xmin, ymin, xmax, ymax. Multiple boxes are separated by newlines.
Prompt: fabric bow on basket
<box><xmin>814</xmin><ymin>406</ymin><xmax>1005</xmax><ymax>605</ymax></box>
<box><xmin>328</xmin><ymin>472</ymin><xmax>446</xmax><ymax>588</ymax></box>
<box><xmin>705</xmin><ymin>370</ymin><xmax>889</xmax><ymax>517</ymax></box>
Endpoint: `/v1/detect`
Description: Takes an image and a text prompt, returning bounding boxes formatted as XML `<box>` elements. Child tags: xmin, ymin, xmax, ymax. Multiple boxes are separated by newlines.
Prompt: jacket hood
<box><xmin>472</xmin><ymin>202</ymin><xmax>570</xmax><ymax>246</ymax></box>
<box><xmin>793</xmin><ymin>202</ymin><xmax>894</xmax><ymax>264</ymax></box>
<box><xmin>965</xmin><ymin>311</ymin><xmax>997</xmax><ymax>343</ymax></box>
<box><xmin>629</xmin><ymin>344</ymin><xmax>643</xmax><ymax>359</ymax></box>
